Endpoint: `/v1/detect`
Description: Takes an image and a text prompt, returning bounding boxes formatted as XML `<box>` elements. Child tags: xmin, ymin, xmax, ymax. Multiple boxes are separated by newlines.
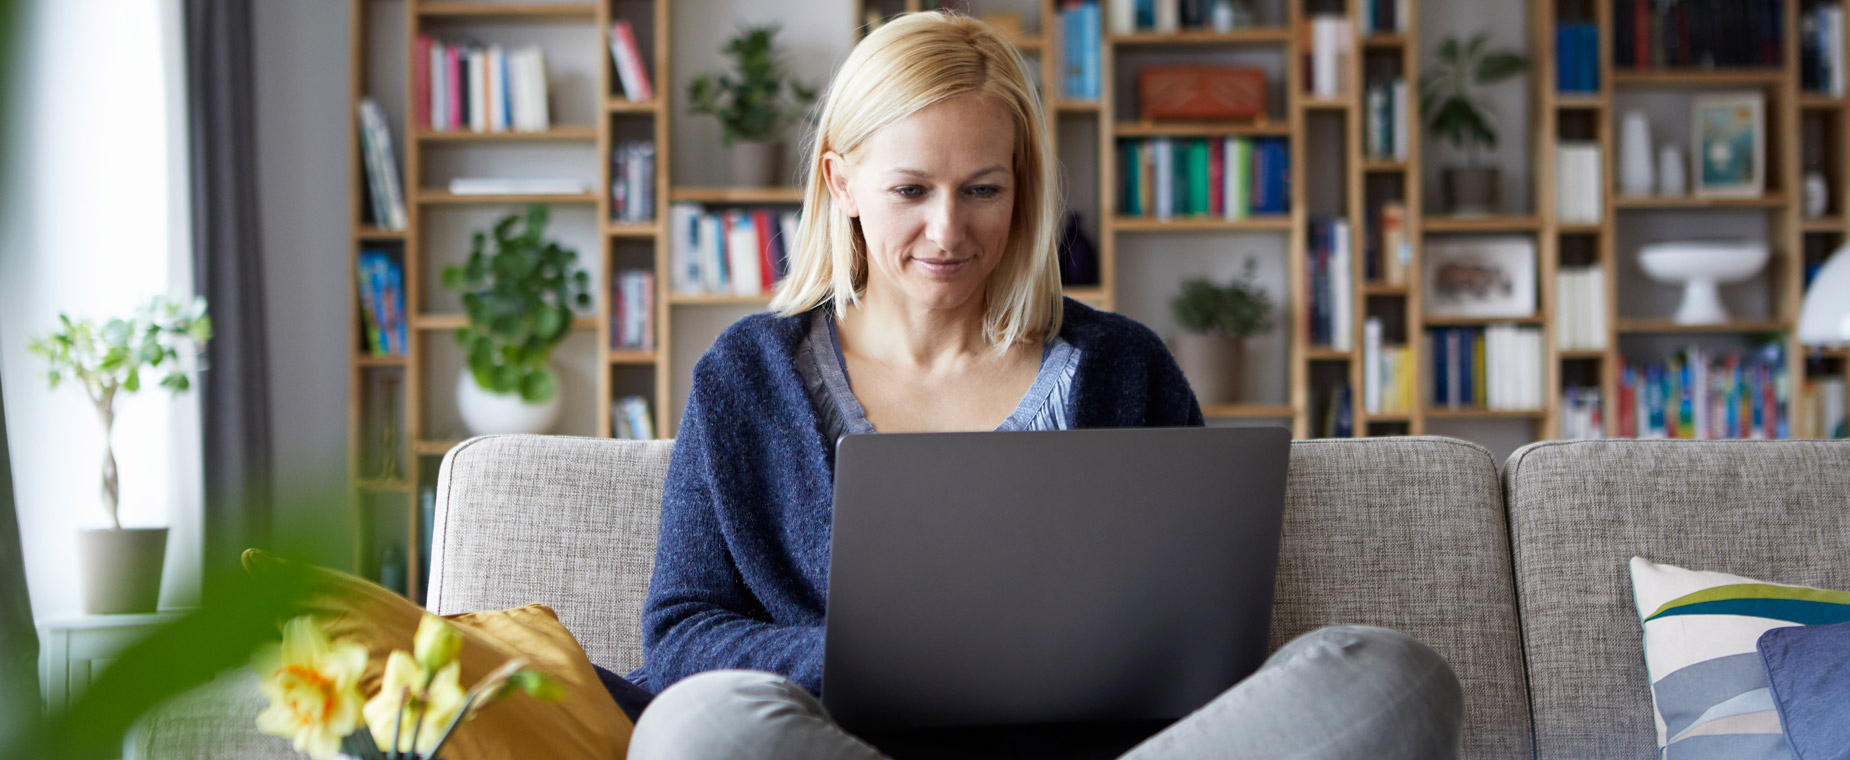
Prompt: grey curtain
<box><xmin>186</xmin><ymin>0</ymin><xmax>273</xmax><ymax>597</ymax></box>
<box><xmin>0</xmin><ymin>371</ymin><xmax>43</xmax><ymax>751</ymax></box>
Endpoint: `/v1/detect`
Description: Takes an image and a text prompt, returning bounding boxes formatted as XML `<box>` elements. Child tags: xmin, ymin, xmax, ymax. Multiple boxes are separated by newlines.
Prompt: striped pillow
<box><xmin>1629</xmin><ymin>557</ymin><xmax>1850</xmax><ymax>760</ymax></box>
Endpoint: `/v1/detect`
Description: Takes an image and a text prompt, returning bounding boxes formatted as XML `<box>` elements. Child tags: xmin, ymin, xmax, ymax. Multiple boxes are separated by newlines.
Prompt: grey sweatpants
<box><xmin>629</xmin><ymin>625</ymin><xmax>1464</xmax><ymax>759</ymax></box>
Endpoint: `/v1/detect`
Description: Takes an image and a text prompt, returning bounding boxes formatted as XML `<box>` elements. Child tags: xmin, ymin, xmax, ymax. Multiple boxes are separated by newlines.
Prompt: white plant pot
<box><xmin>456</xmin><ymin>365</ymin><xmax>562</xmax><ymax>435</ymax></box>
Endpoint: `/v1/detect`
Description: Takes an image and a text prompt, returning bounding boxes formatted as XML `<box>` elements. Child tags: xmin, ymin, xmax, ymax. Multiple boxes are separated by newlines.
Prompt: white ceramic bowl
<box><xmin>1637</xmin><ymin>241</ymin><xmax>1770</xmax><ymax>325</ymax></box>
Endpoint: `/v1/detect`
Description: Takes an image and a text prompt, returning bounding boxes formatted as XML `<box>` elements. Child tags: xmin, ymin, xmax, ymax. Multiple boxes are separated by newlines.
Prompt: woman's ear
<box><xmin>822</xmin><ymin>150</ymin><xmax>859</xmax><ymax>218</ymax></box>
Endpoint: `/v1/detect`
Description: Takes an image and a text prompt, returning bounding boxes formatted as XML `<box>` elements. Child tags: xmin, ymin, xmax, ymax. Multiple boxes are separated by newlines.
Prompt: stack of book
<box><xmin>1427</xmin><ymin>325</ymin><xmax>1544</xmax><ymax>411</ymax></box>
<box><xmin>1616</xmin><ymin>344</ymin><xmax>1790</xmax><ymax>439</ymax></box>
<box><xmin>1319</xmin><ymin>382</ymin><xmax>1355</xmax><ymax>437</ymax></box>
<box><xmin>1800</xmin><ymin>375</ymin><xmax>1847</xmax><ymax>438</ymax></box>
<box><xmin>1364</xmin><ymin>202</ymin><xmax>1410</xmax><ymax>284</ymax></box>
<box><xmin>1118</xmin><ymin>137</ymin><xmax>1290</xmax><ymax>220</ymax></box>
<box><xmin>1305</xmin><ymin>15</ymin><xmax>1354</xmax><ymax>98</ymax></box>
<box><xmin>1555</xmin><ymin>21</ymin><xmax>1600</xmax><ymax>93</ymax></box>
<box><xmin>1061</xmin><ymin>1</ymin><xmax>1102</xmax><ymax>101</ymax></box>
<box><xmin>1613</xmin><ymin>0</ymin><xmax>1784</xmax><ymax>70</ymax></box>
<box><xmin>1561</xmin><ymin>386</ymin><xmax>1605</xmax><ymax>439</ymax></box>
<box><xmin>1555</xmin><ymin>264</ymin><xmax>1608</xmax><ymax>350</ymax></box>
<box><xmin>1801</xmin><ymin>4</ymin><xmax>1846</xmax><ymax>96</ymax></box>
<box><xmin>1363</xmin><ymin>77</ymin><xmax>1409</xmax><ymax>160</ymax></box>
<box><xmin>1109</xmin><ymin>0</ymin><xmax>1263</xmax><ymax>34</ymax></box>
<box><xmin>610</xmin><ymin>269</ymin><xmax>655</xmax><ymax>352</ymax></box>
<box><xmin>414</xmin><ymin>36</ymin><xmax>552</xmax><ymax>132</ymax></box>
<box><xmin>668</xmin><ymin>205</ymin><xmax>800</xmax><ymax>297</ymax></box>
<box><xmin>612</xmin><ymin>395</ymin><xmax>656</xmax><ymax>440</ymax></box>
<box><xmin>1362</xmin><ymin>0</ymin><xmax>1407</xmax><ymax>33</ymax></box>
<box><xmin>608</xmin><ymin>20</ymin><xmax>656</xmax><ymax>101</ymax></box>
<box><xmin>611</xmin><ymin>141</ymin><xmax>656</xmax><ymax>223</ymax></box>
<box><xmin>1362</xmin><ymin>318</ymin><xmax>1413</xmax><ymax>415</ymax></box>
<box><xmin>1308</xmin><ymin>218</ymin><xmax>1353</xmax><ymax>350</ymax></box>
<box><xmin>357</xmin><ymin>99</ymin><xmax>407</xmax><ymax>230</ymax></box>
<box><xmin>356</xmin><ymin>248</ymin><xmax>407</xmax><ymax>357</ymax></box>
<box><xmin>1554</xmin><ymin>142</ymin><xmax>1603</xmax><ymax>225</ymax></box>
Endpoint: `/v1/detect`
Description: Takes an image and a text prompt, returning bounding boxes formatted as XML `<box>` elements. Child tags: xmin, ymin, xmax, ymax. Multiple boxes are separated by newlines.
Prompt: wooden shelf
<box><xmin>1422</xmin><ymin>215</ymin><xmax>1541</xmax><ymax>232</ymax></box>
<box><xmin>1306</xmin><ymin>347</ymin><xmax>1353</xmax><ymax>360</ymax></box>
<box><xmin>1054</xmin><ymin>100</ymin><xmax>1102</xmax><ymax>114</ymax></box>
<box><xmin>416</xmin><ymin>4</ymin><xmax>597</xmax><ymax>19</ymax></box>
<box><xmin>1301</xmin><ymin>97</ymin><xmax>1354</xmax><ymax>110</ymax></box>
<box><xmin>1064</xmin><ymin>287</ymin><xmax>1107</xmax><ymax>302</ymax></box>
<box><xmin>356</xmin><ymin>478</ymin><xmax>413</xmax><ymax>494</ymax></box>
<box><xmin>1007</xmin><ymin>37</ymin><xmax>1042</xmax><ymax>52</ymax></box>
<box><xmin>604</xmin><ymin>222</ymin><xmax>658</xmax><ymax>237</ymax></box>
<box><xmin>1799</xmin><ymin>93</ymin><xmax>1844</xmax><ymax>110</ymax></box>
<box><xmin>418</xmin><ymin>190</ymin><xmax>598</xmax><ymax>204</ymax></box>
<box><xmin>356</xmin><ymin>226</ymin><xmax>406</xmax><ymax>240</ymax></box>
<box><xmin>1801</xmin><ymin>217</ymin><xmax>1845</xmax><ymax>232</ymax></box>
<box><xmin>1423</xmin><ymin>315</ymin><xmax>1546</xmax><ymax>326</ymax></box>
<box><xmin>1557</xmin><ymin>223</ymin><xmax>1604</xmax><ymax>234</ymax></box>
<box><xmin>1361</xmin><ymin>34</ymin><xmax>1408</xmax><ymax>48</ymax></box>
<box><xmin>609</xmin><ymin>350</ymin><xmax>657</xmax><ymax>365</ymax></box>
<box><xmin>607</xmin><ymin>98</ymin><xmax>661</xmax><ymax>113</ymax></box>
<box><xmin>1362</xmin><ymin>282</ymin><xmax>1410</xmax><ymax>295</ymax></box>
<box><xmin>1109</xmin><ymin>28</ymin><xmax>1292</xmax><ymax>46</ymax></box>
<box><xmin>1613</xmin><ymin>194</ymin><xmax>1787</xmax><ymax>209</ymax></box>
<box><xmin>1553</xmin><ymin>93</ymin><xmax>1608</xmax><ymax>109</ymax></box>
<box><xmin>416</xmin><ymin>126</ymin><xmax>597</xmax><ymax>142</ymax></box>
<box><xmin>1611</xmin><ymin>68</ymin><xmax>1785</xmax><ymax>88</ymax></box>
<box><xmin>1112</xmin><ymin>215</ymin><xmax>1293</xmax><ymax>232</ymax></box>
<box><xmin>1361</xmin><ymin>160</ymin><xmax>1408</xmax><ymax>172</ymax></box>
<box><xmin>354</xmin><ymin>355</ymin><xmax>407</xmax><ymax>367</ymax></box>
<box><xmin>669</xmin><ymin>187</ymin><xmax>804</xmax><ymax>204</ymax></box>
<box><xmin>1424</xmin><ymin>408</ymin><xmax>1547</xmax><ymax>420</ymax></box>
<box><xmin>1616</xmin><ymin>318</ymin><xmax>1788</xmax><ymax>334</ymax></box>
<box><xmin>669</xmin><ymin>294</ymin><xmax>774</xmax><ymax>306</ymax></box>
<box><xmin>1364</xmin><ymin>413</ymin><xmax>1415</xmax><ymax>422</ymax></box>
<box><xmin>1202</xmin><ymin>404</ymin><xmax>1295</xmax><ymax>418</ymax></box>
<box><xmin>413</xmin><ymin>314</ymin><xmax>599</xmax><ymax>330</ymax></box>
<box><xmin>1114</xmin><ymin>121</ymin><xmax>1289</xmax><ymax>137</ymax></box>
<box><xmin>1559</xmin><ymin>350</ymin><xmax>1607</xmax><ymax>360</ymax></box>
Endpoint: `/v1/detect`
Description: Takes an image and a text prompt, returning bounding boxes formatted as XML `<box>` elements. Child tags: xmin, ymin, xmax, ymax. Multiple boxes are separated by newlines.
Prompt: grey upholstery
<box><xmin>1276</xmin><ymin>438</ymin><xmax>1531</xmax><ymax>760</ymax></box>
<box><xmin>1502</xmin><ymin>439</ymin><xmax>1850</xmax><ymax>760</ymax></box>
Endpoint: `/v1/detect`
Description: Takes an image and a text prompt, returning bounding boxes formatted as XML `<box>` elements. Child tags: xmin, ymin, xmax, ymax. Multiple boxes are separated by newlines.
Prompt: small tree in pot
<box><xmin>27</xmin><ymin>294</ymin><xmax>212</xmax><ymax>614</ymax></box>
<box><xmin>1169</xmin><ymin>258</ymin><xmax>1275</xmax><ymax>406</ymax></box>
<box><xmin>687</xmin><ymin>25</ymin><xmax>818</xmax><ymax>187</ymax></box>
<box><xmin>440</xmin><ymin>204</ymin><xmax>591</xmax><ymax>436</ymax></box>
<box><xmin>1422</xmin><ymin>32</ymin><xmax>1528</xmax><ymax>216</ymax></box>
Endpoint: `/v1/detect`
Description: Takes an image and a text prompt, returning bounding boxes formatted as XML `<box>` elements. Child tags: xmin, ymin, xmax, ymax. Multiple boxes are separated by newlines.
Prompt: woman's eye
<box><xmin>968</xmin><ymin>185</ymin><xmax>1003</xmax><ymax>199</ymax></box>
<box><xmin>891</xmin><ymin>186</ymin><xmax>923</xmax><ymax>199</ymax></box>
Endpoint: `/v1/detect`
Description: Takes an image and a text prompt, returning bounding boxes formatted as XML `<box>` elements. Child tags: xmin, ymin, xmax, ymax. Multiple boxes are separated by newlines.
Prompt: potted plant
<box><xmin>687</xmin><ymin>25</ymin><xmax>819</xmax><ymax>187</ymax></box>
<box><xmin>26</xmin><ymin>294</ymin><xmax>212</xmax><ymax>614</ymax></box>
<box><xmin>1168</xmin><ymin>258</ymin><xmax>1275</xmax><ymax>406</ymax></box>
<box><xmin>1421</xmin><ymin>32</ymin><xmax>1529</xmax><ymax>216</ymax></box>
<box><xmin>439</xmin><ymin>204</ymin><xmax>591</xmax><ymax>435</ymax></box>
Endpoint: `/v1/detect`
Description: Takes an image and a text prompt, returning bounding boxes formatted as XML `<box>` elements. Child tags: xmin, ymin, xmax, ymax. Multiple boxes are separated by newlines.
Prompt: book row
<box><xmin>610</xmin><ymin>269</ymin><xmax>655</xmax><ymax>352</ymax></box>
<box><xmin>669</xmin><ymin>205</ymin><xmax>799</xmax><ymax>298</ymax></box>
<box><xmin>1118</xmin><ymin>137</ymin><xmax>1291</xmax><ymax>221</ymax></box>
<box><xmin>1108</xmin><ymin>0</ymin><xmax>1265</xmax><ymax>34</ymax></box>
<box><xmin>1615</xmin><ymin>343</ymin><xmax>1790</xmax><ymax>439</ymax></box>
<box><xmin>1554</xmin><ymin>265</ymin><xmax>1609</xmax><ymax>351</ymax></box>
<box><xmin>1362</xmin><ymin>202</ymin><xmax>1411</xmax><ymax>285</ymax></box>
<box><xmin>607</xmin><ymin>20</ymin><xmax>656</xmax><ymax>102</ymax></box>
<box><xmin>1362</xmin><ymin>318</ymin><xmax>1414</xmax><ymax>415</ymax></box>
<box><xmin>1554</xmin><ymin>22</ymin><xmax>1601</xmax><ymax>93</ymax></box>
<box><xmin>613</xmin><ymin>395</ymin><xmax>657</xmax><ymax>440</ymax></box>
<box><xmin>356</xmin><ymin>248</ymin><xmax>407</xmax><ymax>358</ymax></box>
<box><xmin>1304</xmin><ymin>15</ymin><xmax>1354</xmax><ymax>99</ymax></box>
<box><xmin>1613</xmin><ymin>0</ymin><xmax>1785</xmax><ymax>70</ymax></box>
<box><xmin>414</xmin><ymin>36</ymin><xmax>553</xmax><ymax>133</ymax></box>
<box><xmin>611</xmin><ymin>141</ymin><xmax>657</xmax><ymax>224</ymax></box>
<box><xmin>1307</xmin><ymin>218</ymin><xmax>1354</xmax><ymax>351</ymax></box>
<box><xmin>1800</xmin><ymin>4</ymin><xmax>1846</xmax><ymax>96</ymax></box>
<box><xmin>1561</xmin><ymin>386</ymin><xmax>1605</xmax><ymax>439</ymax></box>
<box><xmin>1798</xmin><ymin>376</ymin><xmax>1847</xmax><ymax>439</ymax></box>
<box><xmin>1060</xmin><ymin>1</ymin><xmax>1102</xmax><ymax>101</ymax></box>
<box><xmin>1362</xmin><ymin>78</ymin><xmax>1409</xmax><ymax>161</ymax></box>
<box><xmin>1553</xmin><ymin>143</ymin><xmax>1603</xmax><ymax>226</ymax></box>
<box><xmin>357</xmin><ymin>99</ymin><xmax>407</xmax><ymax>231</ymax></box>
<box><xmin>1427</xmin><ymin>325</ymin><xmax>1546</xmax><ymax>411</ymax></box>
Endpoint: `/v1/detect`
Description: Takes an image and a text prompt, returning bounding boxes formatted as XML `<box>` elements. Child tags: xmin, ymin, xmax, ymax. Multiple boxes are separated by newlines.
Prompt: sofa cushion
<box><xmin>1502</xmin><ymin>439</ymin><xmax>1850</xmax><ymax>760</ymax></box>
<box><xmin>427</xmin><ymin>435</ymin><xmax>676</xmax><ymax>673</ymax></box>
<box><xmin>1276</xmin><ymin>437</ymin><xmax>1531</xmax><ymax>760</ymax></box>
<box><xmin>1758</xmin><ymin>620</ymin><xmax>1850</xmax><ymax>760</ymax></box>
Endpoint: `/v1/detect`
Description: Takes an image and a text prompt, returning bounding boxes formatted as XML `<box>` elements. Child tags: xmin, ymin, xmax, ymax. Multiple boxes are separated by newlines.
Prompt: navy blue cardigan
<box><xmin>636</xmin><ymin>297</ymin><xmax>1205</xmax><ymax>695</ymax></box>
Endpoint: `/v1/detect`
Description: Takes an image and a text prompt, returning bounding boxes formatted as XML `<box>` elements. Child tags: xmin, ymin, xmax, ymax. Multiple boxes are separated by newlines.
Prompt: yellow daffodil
<box><xmin>252</xmin><ymin>616</ymin><xmax>369</xmax><ymax>760</ymax></box>
<box><xmin>363</xmin><ymin>650</ymin><xmax>468</xmax><ymax>755</ymax></box>
<box><xmin>412</xmin><ymin>613</ymin><xmax>463</xmax><ymax>671</ymax></box>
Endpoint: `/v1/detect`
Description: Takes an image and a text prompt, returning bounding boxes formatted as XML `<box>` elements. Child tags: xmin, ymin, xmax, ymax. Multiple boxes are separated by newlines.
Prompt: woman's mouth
<box><xmin>914</xmin><ymin>257</ymin><xmax>971</xmax><ymax>276</ymax></box>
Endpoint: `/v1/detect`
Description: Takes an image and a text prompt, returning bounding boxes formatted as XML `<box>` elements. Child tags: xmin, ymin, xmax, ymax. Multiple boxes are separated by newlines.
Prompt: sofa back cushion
<box><xmin>426</xmin><ymin>434</ymin><xmax>674</xmax><ymax>673</ymax></box>
<box><xmin>1501</xmin><ymin>439</ymin><xmax>1850</xmax><ymax>760</ymax></box>
<box><xmin>1279</xmin><ymin>437</ymin><xmax>1532</xmax><ymax>760</ymax></box>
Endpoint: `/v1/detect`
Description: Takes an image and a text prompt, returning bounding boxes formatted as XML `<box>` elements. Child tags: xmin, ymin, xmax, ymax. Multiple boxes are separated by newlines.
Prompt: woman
<box><xmin>628</xmin><ymin>12</ymin><xmax>1462</xmax><ymax>759</ymax></box>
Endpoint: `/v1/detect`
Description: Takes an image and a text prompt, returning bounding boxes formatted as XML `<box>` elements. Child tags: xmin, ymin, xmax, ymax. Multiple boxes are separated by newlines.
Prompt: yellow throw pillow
<box><xmin>241</xmin><ymin>548</ymin><xmax>631</xmax><ymax>759</ymax></box>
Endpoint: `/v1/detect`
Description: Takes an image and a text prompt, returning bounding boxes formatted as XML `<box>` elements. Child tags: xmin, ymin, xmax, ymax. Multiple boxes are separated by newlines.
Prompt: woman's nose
<box><xmin>923</xmin><ymin>193</ymin><xmax>965</xmax><ymax>253</ymax></box>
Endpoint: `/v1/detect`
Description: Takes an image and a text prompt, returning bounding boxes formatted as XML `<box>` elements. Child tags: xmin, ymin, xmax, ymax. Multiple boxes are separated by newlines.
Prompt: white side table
<box><xmin>37</xmin><ymin>610</ymin><xmax>188</xmax><ymax>714</ymax></box>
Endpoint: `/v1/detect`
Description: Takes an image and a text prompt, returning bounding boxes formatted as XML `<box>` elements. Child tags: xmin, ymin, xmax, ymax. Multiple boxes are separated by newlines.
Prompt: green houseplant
<box><xmin>687</xmin><ymin>25</ymin><xmax>818</xmax><ymax>186</ymax></box>
<box><xmin>26</xmin><ymin>294</ymin><xmax>213</xmax><ymax>613</ymax></box>
<box><xmin>1168</xmin><ymin>258</ymin><xmax>1276</xmax><ymax>406</ymax></box>
<box><xmin>439</xmin><ymin>204</ymin><xmax>590</xmax><ymax>435</ymax></box>
<box><xmin>1421</xmin><ymin>32</ymin><xmax>1529</xmax><ymax>215</ymax></box>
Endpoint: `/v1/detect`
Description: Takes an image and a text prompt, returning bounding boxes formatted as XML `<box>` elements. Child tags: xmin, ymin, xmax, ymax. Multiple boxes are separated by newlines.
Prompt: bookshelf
<box><xmin>349</xmin><ymin>0</ymin><xmax>1850</xmax><ymax>593</ymax></box>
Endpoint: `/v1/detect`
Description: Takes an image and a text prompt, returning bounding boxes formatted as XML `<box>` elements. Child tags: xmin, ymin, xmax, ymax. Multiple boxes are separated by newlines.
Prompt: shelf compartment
<box><xmin>1108</xmin><ymin>28</ymin><xmax>1292</xmax><ymax>47</ymax></box>
<box><xmin>1202</xmin><ymin>403</ymin><xmax>1294</xmax><ymax>418</ymax></box>
<box><xmin>1611</xmin><ymin>69</ymin><xmax>1785</xmax><ymax>88</ymax></box>
<box><xmin>1112</xmin><ymin>215</ymin><xmax>1293</xmax><ymax>232</ymax></box>
<box><xmin>1615</xmin><ymin>318</ymin><xmax>1788</xmax><ymax>334</ymax></box>
<box><xmin>1115</xmin><ymin>121</ymin><xmax>1290</xmax><ymax>137</ymax></box>
<box><xmin>414</xmin><ymin>314</ymin><xmax>599</xmax><ymax>330</ymax></box>
<box><xmin>1422</xmin><ymin>215</ymin><xmax>1541</xmax><ymax>232</ymax></box>
<box><xmin>418</xmin><ymin>190</ymin><xmax>598</xmax><ymax>204</ymax></box>
<box><xmin>669</xmin><ymin>187</ymin><xmax>804</xmax><ymax>204</ymax></box>
<box><xmin>416</xmin><ymin>4</ymin><xmax>597</xmax><ymax>19</ymax></box>
<box><xmin>415</xmin><ymin>126</ymin><xmax>597</xmax><ymax>142</ymax></box>
<box><xmin>1612</xmin><ymin>194</ymin><xmax>1787</xmax><ymax>209</ymax></box>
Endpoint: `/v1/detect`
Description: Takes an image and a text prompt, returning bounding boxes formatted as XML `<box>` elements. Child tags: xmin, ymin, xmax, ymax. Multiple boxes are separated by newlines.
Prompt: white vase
<box><xmin>1657</xmin><ymin>145</ymin><xmax>1687</xmax><ymax>196</ymax></box>
<box><xmin>456</xmin><ymin>365</ymin><xmax>563</xmax><ymax>435</ymax></box>
<box><xmin>1620</xmin><ymin>111</ymin><xmax>1655</xmax><ymax>197</ymax></box>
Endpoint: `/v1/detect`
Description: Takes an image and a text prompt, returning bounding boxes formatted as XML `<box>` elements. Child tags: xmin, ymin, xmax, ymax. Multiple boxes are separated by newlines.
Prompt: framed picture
<box><xmin>1421</xmin><ymin>236</ymin><xmax>1537</xmax><ymax>318</ymax></box>
<box><xmin>1692</xmin><ymin>92</ymin><xmax>1765</xmax><ymax>198</ymax></box>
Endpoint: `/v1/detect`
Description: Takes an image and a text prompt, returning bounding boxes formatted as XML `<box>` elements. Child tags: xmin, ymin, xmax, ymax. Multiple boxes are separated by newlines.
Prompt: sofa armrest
<box><xmin>126</xmin><ymin>667</ymin><xmax>296</xmax><ymax>760</ymax></box>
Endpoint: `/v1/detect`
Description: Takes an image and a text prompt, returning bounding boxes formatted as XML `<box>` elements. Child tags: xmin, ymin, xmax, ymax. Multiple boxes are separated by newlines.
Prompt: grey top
<box><xmin>796</xmin><ymin>308</ymin><xmax>1081</xmax><ymax>445</ymax></box>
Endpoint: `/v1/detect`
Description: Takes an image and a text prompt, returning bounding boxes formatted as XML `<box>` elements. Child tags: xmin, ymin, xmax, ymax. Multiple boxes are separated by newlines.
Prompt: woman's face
<box><xmin>825</xmin><ymin>93</ymin><xmax>1018</xmax><ymax>313</ymax></box>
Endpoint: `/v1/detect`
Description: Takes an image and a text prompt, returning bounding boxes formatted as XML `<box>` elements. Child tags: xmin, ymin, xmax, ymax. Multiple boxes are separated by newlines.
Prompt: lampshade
<box><xmin>1798</xmin><ymin>244</ymin><xmax>1850</xmax><ymax>348</ymax></box>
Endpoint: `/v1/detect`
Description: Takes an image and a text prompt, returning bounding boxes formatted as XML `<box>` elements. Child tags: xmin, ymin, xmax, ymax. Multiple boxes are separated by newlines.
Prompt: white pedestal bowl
<box><xmin>1638</xmin><ymin>241</ymin><xmax>1770</xmax><ymax>325</ymax></box>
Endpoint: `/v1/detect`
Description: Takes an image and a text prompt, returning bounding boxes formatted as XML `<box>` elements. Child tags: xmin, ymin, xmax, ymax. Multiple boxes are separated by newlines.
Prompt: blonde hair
<box><xmin>767</xmin><ymin>11</ymin><xmax>1064</xmax><ymax>351</ymax></box>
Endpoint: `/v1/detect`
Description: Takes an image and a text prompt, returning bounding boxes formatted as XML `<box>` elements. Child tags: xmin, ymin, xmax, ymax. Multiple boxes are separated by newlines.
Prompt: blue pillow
<box><xmin>1758</xmin><ymin>621</ymin><xmax>1850</xmax><ymax>760</ymax></box>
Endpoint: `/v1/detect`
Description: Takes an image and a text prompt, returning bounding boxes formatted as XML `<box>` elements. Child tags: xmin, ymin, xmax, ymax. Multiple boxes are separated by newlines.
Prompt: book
<box><xmin>357</xmin><ymin>99</ymin><xmax>407</xmax><ymax>230</ymax></box>
<box><xmin>609</xmin><ymin>20</ymin><xmax>655</xmax><ymax>101</ymax></box>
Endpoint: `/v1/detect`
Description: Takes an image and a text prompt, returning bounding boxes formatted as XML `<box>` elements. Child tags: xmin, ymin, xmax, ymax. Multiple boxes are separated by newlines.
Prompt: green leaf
<box><xmin>492</xmin><ymin>364</ymin><xmax>522</xmax><ymax>394</ymax></box>
<box><xmin>124</xmin><ymin>368</ymin><xmax>140</xmax><ymax>393</ymax></box>
<box><xmin>519</xmin><ymin>368</ymin><xmax>556</xmax><ymax>403</ymax></box>
<box><xmin>534</xmin><ymin>305</ymin><xmax>565</xmax><ymax>341</ymax></box>
<box><xmin>1475</xmin><ymin>52</ymin><xmax>1529</xmax><ymax>84</ymax></box>
<box><xmin>441</xmin><ymin>266</ymin><xmax>467</xmax><ymax>292</ymax></box>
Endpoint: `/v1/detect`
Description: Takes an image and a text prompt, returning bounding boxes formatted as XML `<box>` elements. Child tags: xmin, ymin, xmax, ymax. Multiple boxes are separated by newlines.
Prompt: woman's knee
<box><xmin>629</xmin><ymin>670</ymin><xmax>822</xmax><ymax>759</ymax></box>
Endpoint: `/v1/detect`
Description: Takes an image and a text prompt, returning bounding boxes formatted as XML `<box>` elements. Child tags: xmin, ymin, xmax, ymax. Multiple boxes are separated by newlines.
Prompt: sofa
<box><xmin>130</xmin><ymin>434</ymin><xmax>1850</xmax><ymax>759</ymax></box>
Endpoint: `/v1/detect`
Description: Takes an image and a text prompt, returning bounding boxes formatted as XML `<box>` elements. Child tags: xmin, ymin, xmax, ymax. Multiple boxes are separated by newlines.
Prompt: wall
<box><xmin>0</xmin><ymin>0</ymin><xmax>201</xmax><ymax>620</ymax></box>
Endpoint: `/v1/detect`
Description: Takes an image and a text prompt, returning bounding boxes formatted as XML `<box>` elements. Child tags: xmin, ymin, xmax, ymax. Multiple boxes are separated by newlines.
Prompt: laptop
<box><xmin>821</xmin><ymin>425</ymin><xmax>1291</xmax><ymax>747</ymax></box>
